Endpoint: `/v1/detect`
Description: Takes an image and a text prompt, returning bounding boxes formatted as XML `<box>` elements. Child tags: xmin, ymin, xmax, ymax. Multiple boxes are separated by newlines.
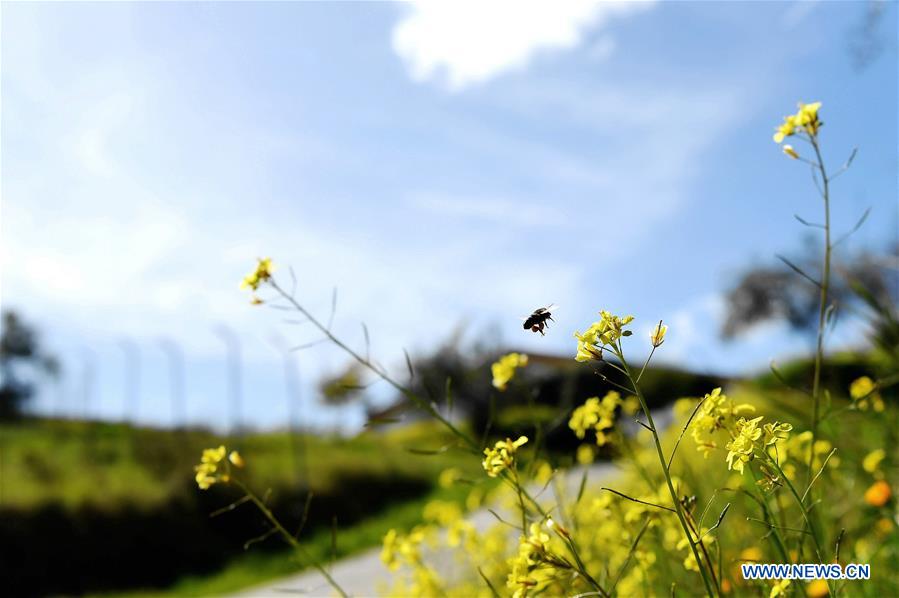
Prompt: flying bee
<box><xmin>522</xmin><ymin>304</ymin><xmax>557</xmax><ymax>336</ymax></box>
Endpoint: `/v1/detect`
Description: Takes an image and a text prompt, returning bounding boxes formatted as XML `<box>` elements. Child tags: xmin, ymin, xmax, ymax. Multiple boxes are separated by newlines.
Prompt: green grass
<box><xmin>2</xmin><ymin>417</ymin><xmax>485</xmax><ymax>597</ymax></box>
<box><xmin>112</xmin><ymin>481</ymin><xmax>479</xmax><ymax>597</ymax></box>
<box><xmin>0</xmin><ymin>418</ymin><xmax>477</xmax><ymax>511</ymax></box>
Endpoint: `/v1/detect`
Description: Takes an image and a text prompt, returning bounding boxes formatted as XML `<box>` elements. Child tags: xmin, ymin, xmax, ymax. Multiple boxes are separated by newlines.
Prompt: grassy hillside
<box><xmin>0</xmin><ymin>418</ymin><xmax>482</xmax><ymax>596</ymax></box>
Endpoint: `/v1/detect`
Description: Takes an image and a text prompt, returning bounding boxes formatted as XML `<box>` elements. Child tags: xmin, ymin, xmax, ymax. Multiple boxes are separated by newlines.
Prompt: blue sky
<box><xmin>2</xmin><ymin>1</ymin><xmax>896</xmax><ymax>431</ymax></box>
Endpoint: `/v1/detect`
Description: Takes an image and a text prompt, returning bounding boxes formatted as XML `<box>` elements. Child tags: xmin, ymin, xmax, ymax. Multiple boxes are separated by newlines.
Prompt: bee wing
<box><xmin>545</xmin><ymin>304</ymin><xmax>559</xmax><ymax>312</ymax></box>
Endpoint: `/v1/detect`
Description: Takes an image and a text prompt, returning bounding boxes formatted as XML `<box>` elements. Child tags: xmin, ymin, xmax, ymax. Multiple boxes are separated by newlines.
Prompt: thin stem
<box><xmin>807</xmin><ymin>134</ymin><xmax>831</xmax><ymax>487</ymax></box>
<box><xmin>270</xmin><ymin>280</ymin><xmax>478</xmax><ymax>453</ymax></box>
<box><xmin>614</xmin><ymin>343</ymin><xmax>718</xmax><ymax>598</ymax></box>
<box><xmin>234</xmin><ymin>480</ymin><xmax>348</xmax><ymax>598</ymax></box>
<box><xmin>636</xmin><ymin>343</ymin><xmax>659</xmax><ymax>384</ymax></box>
<box><xmin>600</xmin><ymin>487</ymin><xmax>676</xmax><ymax>513</ymax></box>
<box><xmin>608</xmin><ymin>517</ymin><xmax>652</xmax><ymax>595</ymax></box>
<box><xmin>667</xmin><ymin>393</ymin><xmax>711</xmax><ymax>470</ymax></box>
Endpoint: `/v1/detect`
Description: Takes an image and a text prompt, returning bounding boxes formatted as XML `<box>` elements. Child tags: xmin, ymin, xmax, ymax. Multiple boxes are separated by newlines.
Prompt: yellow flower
<box><xmin>740</xmin><ymin>546</ymin><xmax>763</xmax><ymax>562</ymax></box>
<box><xmin>194</xmin><ymin>445</ymin><xmax>229</xmax><ymax>490</ymax></box>
<box><xmin>240</xmin><ymin>257</ymin><xmax>274</xmax><ymax>291</ymax></box>
<box><xmin>381</xmin><ymin>529</ymin><xmax>401</xmax><ymax>571</ymax></box>
<box><xmin>381</xmin><ymin>527</ymin><xmax>427</xmax><ymax>571</ymax></box>
<box><xmin>725</xmin><ymin>416</ymin><xmax>763</xmax><ymax>474</ymax></box>
<box><xmin>690</xmin><ymin>388</ymin><xmax>755</xmax><ymax>458</ymax></box>
<box><xmin>770</xmin><ymin>578</ymin><xmax>791</xmax><ymax>598</ymax></box>
<box><xmin>438</xmin><ymin>467</ymin><xmax>462</xmax><ymax>488</ymax></box>
<box><xmin>568</xmin><ymin>391</ymin><xmax>621</xmax><ymax>446</ymax></box>
<box><xmin>782</xmin><ymin>145</ymin><xmax>799</xmax><ymax>159</ymax></box>
<box><xmin>773</xmin><ymin>114</ymin><xmax>798</xmax><ymax>143</ymax></box>
<box><xmin>773</xmin><ymin>101</ymin><xmax>822</xmax><ymax>143</ymax></box>
<box><xmin>447</xmin><ymin>519</ymin><xmax>474</xmax><ymax>548</ymax></box>
<box><xmin>202</xmin><ymin>445</ymin><xmax>227</xmax><ymax>464</ymax></box>
<box><xmin>423</xmin><ymin>500</ymin><xmax>462</xmax><ymax>526</ymax></box>
<box><xmin>674</xmin><ymin>397</ymin><xmax>696</xmax><ymax>418</ymax></box>
<box><xmin>482</xmin><ymin>436</ymin><xmax>528</xmax><ymax>477</ymax></box>
<box><xmin>569</xmin><ymin>397</ymin><xmax>602</xmax><ymax>439</ymax></box>
<box><xmin>491</xmin><ymin>353</ymin><xmax>528</xmax><ymax>391</ymax></box>
<box><xmin>863</xmin><ymin>449</ymin><xmax>886</xmax><ymax>475</ymax></box>
<box><xmin>576</xmin><ymin>444</ymin><xmax>595</xmax><ymax>465</ymax></box>
<box><xmin>622</xmin><ymin>394</ymin><xmax>641</xmax><ymax>416</ymax></box>
<box><xmin>677</xmin><ymin>529</ymin><xmax>714</xmax><ymax>572</ymax></box>
<box><xmin>650</xmin><ymin>322</ymin><xmax>668</xmax><ymax>347</ymax></box>
<box><xmin>533</xmin><ymin>460</ymin><xmax>553</xmax><ymax>484</ymax></box>
<box><xmin>573</xmin><ymin>311</ymin><xmax>635</xmax><ymax>361</ymax></box>
<box><xmin>228</xmin><ymin>450</ymin><xmax>245</xmax><ymax>468</ymax></box>
<box><xmin>520</xmin><ymin>522</ymin><xmax>551</xmax><ymax>564</ymax></box>
<box><xmin>850</xmin><ymin>376</ymin><xmax>876</xmax><ymax>399</ymax></box>
<box><xmin>573</xmin><ymin>325</ymin><xmax>603</xmax><ymax>362</ymax></box>
<box><xmin>864</xmin><ymin>480</ymin><xmax>892</xmax><ymax>507</ymax></box>
<box><xmin>806</xmin><ymin>579</ymin><xmax>829</xmax><ymax>598</ymax></box>
<box><xmin>762</xmin><ymin>421</ymin><xmax>792</xmax><ymax>446</ymax></box>
<box><xmin>849</xmin><ymin>376</ymin><xmax>884</xmax><ymax>411</ymax></box>
<box><xmin>796</xmin><ymin>101</ymin><xmax>822</xmax><ymax>134</ymax></box>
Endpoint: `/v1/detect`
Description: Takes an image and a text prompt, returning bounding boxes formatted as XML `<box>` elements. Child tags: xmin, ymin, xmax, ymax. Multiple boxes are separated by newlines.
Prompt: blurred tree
<box><xmin>0</xmin><ymin>310</ymin><xmax>60</xmax><ymax>419</ymax></box>
<box><xmin>722</xmin><ymin>243</ymin><xmax>897</xmax><ymax>341</ymax></box>
<box><xmin>319</xmin><ymin>364</ymin><xmax>367</xmax><ymax>406</ymax></box>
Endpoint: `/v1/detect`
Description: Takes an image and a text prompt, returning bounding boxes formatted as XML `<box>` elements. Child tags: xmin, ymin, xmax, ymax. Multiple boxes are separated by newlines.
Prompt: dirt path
<box><xmin>234</xmin><ymin>462</ymin><xmax>619</xmax><ymax>598</ymax></box>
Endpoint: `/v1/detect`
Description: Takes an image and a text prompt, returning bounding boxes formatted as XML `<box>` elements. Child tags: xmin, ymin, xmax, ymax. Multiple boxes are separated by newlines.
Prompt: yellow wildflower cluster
<box><xmin>676</xmin><ymin>526</ymin><xmax>715</xmax><ymax>572</ymax></box>
<box><xmin>380</xmin><ymin>526</ymin><xmax>445</xmax><ymax>595</ymax></box>
<box><xmin>239</xmin><ymin>257</ymin><xmax>274</xmax><ymax>294</ymax></box>
<box><xmin>381</xmin><ymin>527</ymin><xmax>426</xmax><ymax>571</ymax></box>
<box><xmin>194</xmin><ymin>445</ymin><xmax>244</xmax><ymax>490</ymax></box>
<box><xmin>690</xmin><ymin>388</ymin><xmax>756</xmax><ymax>458</ymax></box>
<box><xmin>482</xmin><ymin>436</ymin><xmax>528</xmax><ymax>477</ymax></box>
<box><xmin>773</xmin><ymin>101</ymin><xmax>822</xmax><ymax>143</ymax></box>
<box><xmin>850</xmin><ymin>376</ymin><xmax>885</xmax><ymax>412</ymax></box>
<box><xmin>573</xmin><ymin>310</ymin><xmax>635</xmax><ymax>362</ymax></box>
<box><xmin>491</xmin><ymin>352</ymin><xmax>528</xmax><ymax>391</ymax></box>
<box><xmin>724</xmin><ymin>416</ymin><xmax>763</xmax><ymax>474</ymax></box>
<box><xmin>381</xmin><ymin>496</ymin><xmax>512</xmax><ymax>597</ymax></box>
<box><xmin>568</xmin><ymin>391</ymin><xmax>624</xmax><ymax>447</ymax></box>
<box><xmin>506</xmin><ymin>522</ymin><xmax>568</xmax><ymax>598</ymax></box>
<box><xmin>687</xmin><ymin>388</ymin><xmax>793</xmax><ymax>475</ymax></box>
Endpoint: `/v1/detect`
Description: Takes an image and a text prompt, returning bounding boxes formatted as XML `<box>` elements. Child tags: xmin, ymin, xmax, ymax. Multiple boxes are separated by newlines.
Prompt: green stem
<box><xmin>271</xmin><ymin>281</ymin><xmax>478</xmax><ymax>453</ymax></box>
<box><xmin>615</xmin><ymin>344</ymin><xmax>718</xmax><ymax>598</ymax></box>
<box><xmin>762</xmin><ymin>456</ymin><xmax>836</xmax><ymax>597</ymax></box>
<box><xmin>807</xmin><ymin>134</ymin><xmax>831</xmax><ymax>486</ymax></box>
<box><xmin>235</xmin><ymin>480</ymin><xmax>349</xmax><ymax>598</ymax></box>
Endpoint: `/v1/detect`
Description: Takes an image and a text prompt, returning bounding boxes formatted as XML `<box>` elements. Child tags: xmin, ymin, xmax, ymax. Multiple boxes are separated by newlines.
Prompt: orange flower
<box><xmin>864</xmin><ymin>480</ymin><xmax>892</xmax><ymax>507</ymax></box>
<box><xmin>806</xmin><ymin>579</ymin><xmax>829</xmax><ymax>597</ymax></box>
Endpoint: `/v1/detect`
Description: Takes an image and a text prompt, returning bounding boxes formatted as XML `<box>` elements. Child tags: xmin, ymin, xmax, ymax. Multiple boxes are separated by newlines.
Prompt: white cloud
<box><xmin>408</xmin><ymin>192</ymin><xmax>564</xmax><ymax>228</ymax></box>
<box><xmin>72</xmin><ymin>92</ymin><xmax>136</xmax><ymax>177</ymax></box>
<box><xmin>587</xmin><ymin>36</ymin><xmax>617</xmax><ymax>62</ymax></box>
<box><xmin>392</xmin><ymin>0</ymin><xmax>655</xmax><ymax>90</ymax></box>
<box><xmin>781</xmin><ymin>0</ymin><xmax>821</xmax><ymax>31</ymax></box>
